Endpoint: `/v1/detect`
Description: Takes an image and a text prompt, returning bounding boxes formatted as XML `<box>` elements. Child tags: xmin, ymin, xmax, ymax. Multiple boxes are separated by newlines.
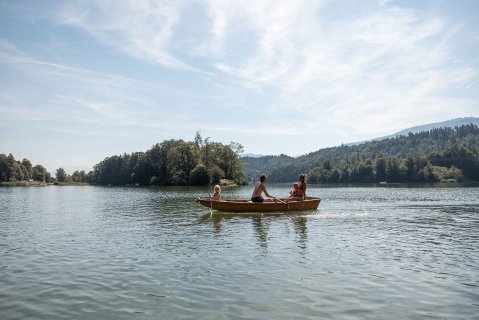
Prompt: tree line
<box><xmin>0</xmin><ymin>153</ymin><xmax>52</xmax><ymax>183</ymax></box>
<box><xmin>243</xmin><ymin>124</ymin><xmax>479</xmax><ymax>183</ymax></box>
<box><xmin>0</xmin><ymin>153</ymin><xmax>89</xmax><ymax>184</ymax></box>
<box><xmin>306</xmin><ymin>151</ymin><xmax>470</xmax><ymax>184</ymax></box>
<box><xmin>3</xmin><ymin>125</ymin><xmax>478</xmax><ymax>185</ymax></box>
<box><xmin>1</xmin><ymin>134</ymin><xmax>245</xmax><ymax>186</ymax></box>
<box><xmin>89</xmin><ymin>133</ymin><xmax>246</xmax><ymax>186</ymax></box>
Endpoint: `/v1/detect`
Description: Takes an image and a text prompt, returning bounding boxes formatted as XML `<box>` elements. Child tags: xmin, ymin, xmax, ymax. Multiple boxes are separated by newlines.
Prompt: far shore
<box><xmin>2</xmin><ymin>180</ymin><xmax>478</xmax><ymax>188</ymax></box>
<box><xmin>0</xmin><ymin>181</ymin><xmax>88</xmax><ymax>187</ymax></box>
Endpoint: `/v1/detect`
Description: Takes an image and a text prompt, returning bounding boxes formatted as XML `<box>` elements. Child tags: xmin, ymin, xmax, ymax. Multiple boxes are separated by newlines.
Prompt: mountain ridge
<box><xmin>349</xmin><ymin>117</ymin><xmax>479</xmax><ymax>146</ymax></box>
<box><xmin>241</xmin><ymin>118</ymin><xmax>479</xmax><ymax>182</ymax></box>
<box><xmin>243</xmin><ymin>117</ymin><xmax>479</xmax><ymax>158</ymax></box>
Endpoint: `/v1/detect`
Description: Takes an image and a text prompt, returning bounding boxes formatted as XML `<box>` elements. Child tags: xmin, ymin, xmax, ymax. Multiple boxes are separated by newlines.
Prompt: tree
<box><xmin>375</xmin><ymin>157</ymin><xmax>387</xmax><ymax>182</ymax></box>
<box><xmin>203</xmin><ymin>137</ymin><xmax>211</xmax><ymax>168</ymax></box>
<box><xmin>190</xmin><ymin>164</ymin><xmax>210</xmax><ymax>186</ymax></box>
<box><xmin>22</xmin><ymin>159</ymin><xmax>33</xmax><ymax>180</ymax></box>
<box><xmin>130</xmin><ymin>152</ymin><xmax>150</xmax><ymax>185</ymax></box>
<box><xmin>33</xmin><ymin>165</ymin><xmax>48</xmax><ymax>182</ymax></box>
<box><xmin>329</xmin><ymin>168</ymin><xmax>341</xmax><ymax>183</ymax></box>
<box><xmin>323</xmin><ymin>160</ymin><xmax>332</xmax><ymax>171</ymax></box>
<box><xmin>0</xmin><ymin>154</ymin><xmax>8</xmax><ymax>182</ymax></box>
<box><xmin>387</xmin><ymin>157</ymin><xmax>401</xmax><ymax>182</ymax></box>
<box><xmin>56</xmin><ymin>168</ymin><xmax>67</xmax><ymax>182</ymax></box>
<box><xmin>208</xmin><ymin>165</ymin><xmax>224</xmax><ymax>184</ymax></box>
<box><xmin>405</xmin><ymin>157</ymin><xmax>418</xmax><ymax>182</ymax></box>
<box><xmin>71</xmin><ymin>170</ymin><xmax>88</xmax><ymax>183</ymax></box>
<box><xmin>194</xmin><ymin>131</ymin><xmax>203</xmax><ymax>148</ymax></box>
<box><xmin>89</xmin><ymin>136</ymin><xmax>247</xmax><ymax>186</ymax></box>
<box><xmin>6</xmin><ymin>154</ymin><xmax>23</xmax><ymax>181</ymax></box>
<box><xmin>215</xmin><ymin>142</ymin><xmax>244</xmax><ymax>180</ymax></box>
<box><xmin>167</xmin><ymin>141</ymin><xmax>198</xmax><ymax>185</ymax></box>
<box><xmin>147</xmin><ymin>140</ymin><xmax>177</xmax><ymax>185</ymax></box>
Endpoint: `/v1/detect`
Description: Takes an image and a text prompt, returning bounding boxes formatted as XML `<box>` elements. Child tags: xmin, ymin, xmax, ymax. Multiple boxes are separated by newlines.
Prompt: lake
<box><xmin>1</xmin><ymin>184</ymin><xmax>478</xmax><ymax>319</ymax></box>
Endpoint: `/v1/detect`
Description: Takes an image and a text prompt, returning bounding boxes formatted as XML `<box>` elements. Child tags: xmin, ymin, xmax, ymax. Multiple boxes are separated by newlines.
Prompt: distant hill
<box><xmin>242</xmin><ymin>120</ymin><xmax>479</xmax><ymax>183</ymax></box>
<box><xmin>240</xmin><ymin>153</ymin><xmax>265</xmax><ymax>158</ymax></box>
<box><xmin>348</xmin><ymin>117</ymin><xmax>479</xmax><ymax>146</ymax></box>
<box><xmin>393</xmin><ymin>117</ymin><xmax>479</xmax><ymax>136</ymax></box>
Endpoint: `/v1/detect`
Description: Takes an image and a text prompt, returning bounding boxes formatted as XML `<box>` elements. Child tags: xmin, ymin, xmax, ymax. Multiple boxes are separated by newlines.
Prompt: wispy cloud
<box><xmin>50</xmin><ymin>0</ymin><xmax>479</xmax><ymax>129</ymax></box>
<box><xmin>1</xmin><ymin>0</ymin><xmax>478</xmax><ymax>165</ymax></box>
<box><xmin>204</xmin><ymin>1</ymin><xmax>477</xmax><ymax>134</ymax></box>
<box><xmin>56</xmin><ymin>0</ymin><xmax>190</xmax><ymax>69</ymax></box>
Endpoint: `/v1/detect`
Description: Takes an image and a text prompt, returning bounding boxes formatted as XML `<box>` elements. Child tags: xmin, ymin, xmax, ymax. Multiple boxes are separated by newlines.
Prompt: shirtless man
<box><xmin>251</xmin><ymin>174</ymin><xmax>275</xmax><ymax>203</ymax></box>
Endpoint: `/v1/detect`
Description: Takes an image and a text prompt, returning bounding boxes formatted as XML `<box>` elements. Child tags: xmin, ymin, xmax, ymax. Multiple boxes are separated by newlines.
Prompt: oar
<box><xmin>273</xmin><ymin>197</ymin><xmax>287</xmax><ymax>205</ymax></box>
<box><xmin>209</xmin><ymin>196</ymin><xmax>213</xmax><ymax>216</ymax></box>
<box><xmin>273</xmin><ymin>197</ymin><xmax>290</xmax><ymax>211</ymax></box>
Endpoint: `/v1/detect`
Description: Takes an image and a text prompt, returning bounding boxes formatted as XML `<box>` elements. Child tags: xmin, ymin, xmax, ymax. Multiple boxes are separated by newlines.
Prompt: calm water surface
<box><xmin>1</xmin><ymin>184</ymin><xmax>478</xmax><ymax>319</ymax></box>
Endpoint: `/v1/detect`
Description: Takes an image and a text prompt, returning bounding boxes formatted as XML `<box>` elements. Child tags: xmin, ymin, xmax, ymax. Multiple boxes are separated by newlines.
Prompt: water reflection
<box><xmin>2</xmin><ymin>185</ymin><xmax>479</xmax><ymax>319</ymax></box>
<box><xmin>293</xmin><ymin>216</ymin><xmax>308</xmax><ymax>250</ymax></box>
<box><xmin>211</xmin><ymin>215</ymin><xmax>222</xmax><ymax>236</ymax></box>
<box><xmin>200</xmin><ymin>212</ymin><xmax>311</xmax><ymax>251</ymax></box>
<box><xmin>200</xmin><ymin>212</ymin><xmax>271</xmax><ymax>248</ymax></box>
<box><xmin>252</xmin><ymin>216</ymin><xmax>269</xmax><ymax>249</ymax></box>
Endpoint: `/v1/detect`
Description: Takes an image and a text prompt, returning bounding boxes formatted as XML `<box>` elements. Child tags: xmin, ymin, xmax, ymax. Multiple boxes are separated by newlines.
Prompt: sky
<box><xmin>0</xmin><ymin>0</ymin><xmax>478</xmax><ymax>173</ymax></box>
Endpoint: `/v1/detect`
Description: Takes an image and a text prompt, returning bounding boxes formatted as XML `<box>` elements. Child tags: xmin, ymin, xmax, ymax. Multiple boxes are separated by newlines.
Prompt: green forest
<box><xmin>242</xmin><ymin>124</ymin><xmax>479</xmax><ymax>183</ymax></box>
<box><xmin>0</xmin><ymin>133</ymin><xmax>245</xmax><ymax>186</ymax></box>
<box><xmin>2</xmin><ymin>125</ymin><xmax>479</xmax><ymax>186</ymax></box>
<box><xmin>0</xmin><ymin>154</ymin><xmax>52</xmax><ymax>183</ymax></box>
<box><xmin>88</xmin><ymin>133</ymin><xmax>246</xmax><ymax>186</ymax></box>
<box><xmin>0</xmin><ymin>153</ymin><xmax>88</xmax><ymax>185</ymax></box>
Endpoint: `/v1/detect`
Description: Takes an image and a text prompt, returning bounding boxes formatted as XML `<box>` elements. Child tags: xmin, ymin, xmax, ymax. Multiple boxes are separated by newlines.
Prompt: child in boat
<box><xmin>289</xmin><ymin>183</ymin><xmax>300</xmax><ymax>198</ymax></box>
<box><xmin>211</xmin><ymin>184</ymin><xmax>221</xmax><ymax>200</ymax></box>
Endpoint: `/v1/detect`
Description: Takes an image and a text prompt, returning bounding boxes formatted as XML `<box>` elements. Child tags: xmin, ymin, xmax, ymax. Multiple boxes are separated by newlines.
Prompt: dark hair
<box><xmin>260</xmin><ymin>174</ymin><xmax>267</xmax><ymax>182</ymax></box>
<box><xmin>299</xmin><ymin>174</ymin><xmax>306</xmax><ymax>181</ymax></box>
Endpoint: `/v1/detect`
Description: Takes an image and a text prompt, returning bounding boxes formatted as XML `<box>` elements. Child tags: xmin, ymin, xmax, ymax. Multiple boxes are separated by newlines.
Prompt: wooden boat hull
<box><xmin>197</xmin><ymin>197</ymin><xmax>321</xmax><ymax>213</ymax></box>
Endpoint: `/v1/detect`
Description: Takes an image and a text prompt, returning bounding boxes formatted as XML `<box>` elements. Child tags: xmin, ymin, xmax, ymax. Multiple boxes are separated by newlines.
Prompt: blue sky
<box><xmin>0</xmin><ymin>0</ymin><xmax>478</xmax><ymax>173</ymax></box>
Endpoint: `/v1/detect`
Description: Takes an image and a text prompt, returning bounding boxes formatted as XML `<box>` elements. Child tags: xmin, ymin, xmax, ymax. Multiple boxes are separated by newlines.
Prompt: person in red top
<box><xmin>297</xmin><ymin>174</ymin><xmax>307</xmax><ymax>200</ymax></box>
<box><xmin>287</xmin><ymin>174</ymin><xmax>307</xmax><ymax>201</ymax></box>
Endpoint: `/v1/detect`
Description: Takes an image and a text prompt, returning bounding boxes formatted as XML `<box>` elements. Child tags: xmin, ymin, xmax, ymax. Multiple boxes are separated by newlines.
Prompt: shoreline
<box><xmin>0</xmin><ymin>181</ymin><xmax>89</xmax><ymax>187</ymax></box>
<box><xmin>2</xmin><ymin>181</ymin><xmax>479</xmax><ymax>188</ymax></box>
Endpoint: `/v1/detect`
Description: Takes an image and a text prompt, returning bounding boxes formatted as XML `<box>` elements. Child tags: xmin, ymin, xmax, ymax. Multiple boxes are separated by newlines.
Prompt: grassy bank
<box><xmin>0</xmin><ymin>181</ymin><xmax>49</xmax><ymax>187</ymax></box>
<box><xmin>1</xmin><ymin>181</ymin><xmax>90</xmax><ymax>187</ymax></box>
<box><xmin>53</xmin><ymin>182</ymin><xmax>89</xmax><ymax>186</ymax></box>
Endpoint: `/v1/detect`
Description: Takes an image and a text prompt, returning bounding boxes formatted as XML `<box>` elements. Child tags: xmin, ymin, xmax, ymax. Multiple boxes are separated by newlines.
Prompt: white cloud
<box><xmin>242</xmin><ymin>3</ymin><xmax>477</xmax><ymax>138</ymax></box>
<box><xmin>51</xmin><ymin>0</ymin><xmax>478</xmax><ymax>127</ymax></box>
<box><xmin>1</xmin><ymin>0</ymin><xmax>478</xmax><ymax>163</ymax></box>
<box><xmin>57</xmin><ymin>0</ymin><xmax>190</xmax><ymax>69</ymax></box>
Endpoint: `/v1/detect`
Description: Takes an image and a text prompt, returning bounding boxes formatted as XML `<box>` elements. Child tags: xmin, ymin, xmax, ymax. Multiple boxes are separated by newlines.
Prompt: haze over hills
<box><xmin>241</xmin><ymin>118</ymin><xmax>479</xmax><ymax>182</ymax></box>
<box><xmin>347</xmin><ymin>117</ymin><xmax>479</xmax><ymax>146</ymax></box>
<box><xmin>242</xmin><ymin>117</ymin><xmax>479</xmax><ymax>158</ymax></box>
<box><xmin>241</xmin><ymin>153</ymin><xmax>265</xmax><ymax>158</ymax></box>
<box><xmin>392</xmin><ymin>117</ymin><xmax>479</xmax><ymax>136</ymax></box>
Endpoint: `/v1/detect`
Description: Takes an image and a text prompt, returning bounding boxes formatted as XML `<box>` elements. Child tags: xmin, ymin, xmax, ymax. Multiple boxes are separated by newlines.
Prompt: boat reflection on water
<box><xmin>293</xmin><ymin>216</ymin><xmax>308</xmax><ymax>250</ymax></box>
<box><xmin>252</xmin><ymin>216</ymin><xmax>269</xmax><ymax>249</ymax></box>
<box><xmin>199</xmin><ymin>210</ymin><xmax>315</xmax><ymax>250</ymax></box>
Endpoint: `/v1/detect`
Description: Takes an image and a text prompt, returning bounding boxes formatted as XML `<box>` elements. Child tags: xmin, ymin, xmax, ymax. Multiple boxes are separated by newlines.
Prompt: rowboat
<box><xmin>197</xmin><ymin>197</ymin><xmax>321</xmax><ymax>213</ymax></box>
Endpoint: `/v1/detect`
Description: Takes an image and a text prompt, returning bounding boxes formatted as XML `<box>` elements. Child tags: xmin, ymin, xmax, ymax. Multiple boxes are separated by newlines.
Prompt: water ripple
<box><xmin>1</xmin><ymin>185</ymin><xmax>478</xmax><ymax>319</ymax></box>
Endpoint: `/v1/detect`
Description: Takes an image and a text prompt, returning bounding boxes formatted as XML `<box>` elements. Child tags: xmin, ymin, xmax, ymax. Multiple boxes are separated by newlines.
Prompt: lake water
<box><xmin>1</xmin><ymin>184</ymin><xmax>478</xmax><ymax>319</ymax></box>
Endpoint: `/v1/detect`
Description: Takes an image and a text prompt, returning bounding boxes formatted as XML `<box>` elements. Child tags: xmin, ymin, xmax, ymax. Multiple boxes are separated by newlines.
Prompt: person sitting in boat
<box><xmin>288</xmin><ymin>174</ymin><xmax>307</xmax><ymax>201</ymax></box>
<box><xmin>289</xmin><ymin>183</ymin><xmax>300</xmax><ymax>197</ymax></box>
<box><xmin>251</xmin><ymin>174</ymin><xmax>275</xmax><ymax>203</ymax></box>
<box><xmin>297</xmin><ymin>174</ymin><xmax>307</xmax><ymax>200</ymax></box>
<box><xmin>211</xmin><ymin>184</ymin><xmax>221</xmax><ymax>201</ymax></box>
